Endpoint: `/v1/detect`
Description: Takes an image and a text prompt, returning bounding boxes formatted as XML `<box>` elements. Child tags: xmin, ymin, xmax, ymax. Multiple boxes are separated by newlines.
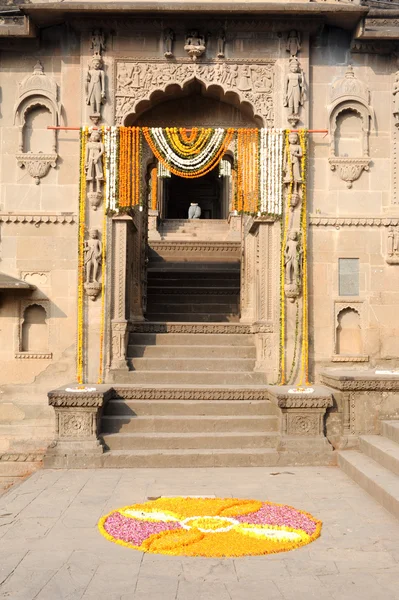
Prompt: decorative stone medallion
<box><xmin>98</xmin><ymin>496</ymin><xmax>322</xmax><ymax>557</ymax></box>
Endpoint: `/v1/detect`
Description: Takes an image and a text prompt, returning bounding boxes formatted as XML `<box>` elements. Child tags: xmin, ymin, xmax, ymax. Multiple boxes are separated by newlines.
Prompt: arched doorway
<box><xmin>126</xmin><ymin>80</ymin><xmax>259</xmax><ymax>222</ymax></box>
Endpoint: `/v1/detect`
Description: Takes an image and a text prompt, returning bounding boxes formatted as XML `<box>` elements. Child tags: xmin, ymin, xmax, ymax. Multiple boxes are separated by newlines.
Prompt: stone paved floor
<box><xmin>1</xmin><ymin>466</ymin><xmax>399</xmax><ymax>600</ymax></box>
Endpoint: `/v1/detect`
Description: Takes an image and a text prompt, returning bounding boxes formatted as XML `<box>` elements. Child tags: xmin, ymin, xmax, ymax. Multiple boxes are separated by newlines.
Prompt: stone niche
<box><xmin>328</xmin><ymin>66</ymin><xmax>374</xmax><ymax>188</ymax></box>
<box><xmin>15</xmin><ymin>301</ymin><xmax>52</xmax><ymax>360</ymax></box>
<box><xmin>14</xmin><ymin>61</ymin><xmax>61</xmax><ymax>184</ymax></box>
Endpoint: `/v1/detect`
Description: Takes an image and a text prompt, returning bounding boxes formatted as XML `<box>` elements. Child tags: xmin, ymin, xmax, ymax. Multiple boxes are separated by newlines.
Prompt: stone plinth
<box><xmin>266</xmin><ymin>385</ymin><xmax>335</xmax><ymax>466</ymax></box>
<box><xmin>44</xmin><ymin>385</ymin><xmax>114</xmax><ymax>468</ymax></box>
<box><xmin>321</xmin><ymin>370</ymin><xmax>399</xmax><ymax>450</ymax></box>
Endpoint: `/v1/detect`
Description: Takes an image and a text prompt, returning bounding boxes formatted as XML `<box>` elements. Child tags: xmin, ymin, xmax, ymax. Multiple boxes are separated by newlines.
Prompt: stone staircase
<box><xmin>338</xmin><ymin>421</ymin><xmax>399</xmax><ymax>519</ymax></box>
<box><xmin>100</xmin><ymin>386</ymin><xmax>280</xmax><ymax>467</ymax></box>
<box><xmin>102</xmin><ymin>217</ymin><xmax>280</xmax><ymax>466</ymax></box>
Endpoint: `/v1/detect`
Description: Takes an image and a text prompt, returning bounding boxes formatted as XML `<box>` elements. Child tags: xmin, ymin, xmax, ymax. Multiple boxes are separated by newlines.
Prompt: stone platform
<box><xmin>1</xmin><ymin>466</ymin><xmax>399</xmax><ymax>600</ymax></box>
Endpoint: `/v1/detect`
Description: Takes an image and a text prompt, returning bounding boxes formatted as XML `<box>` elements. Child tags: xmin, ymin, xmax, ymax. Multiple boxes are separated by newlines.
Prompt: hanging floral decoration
<box><xmin>104</xmin><ymin>126</ymin><xmax>119</xmax><ymax>213</ymax></box>
<box><xmin>98</xmin><ymin>496</ymin><xmax>322</xmax><ymax>557</ymax></box>
<box><xmin>150</xmin><ymin>166</ymin><xmax>158</xmax><ymax>211</ymax></box>
<box><xmin>278</xmin><ymin>129</ymin><xmax>309</xmax><ymax>386</ymax></box>
<box><xmin>97</xmin><ymin>126</ymin><xmax>108</xmax><ymax>385</ymax></box>
<box><xmin>118</xmin><ymin>126</ymin><xmax>142</xmax><ymax>209</ymax></box>
<box><xmin>77</xmin><ymin>127</ymin><xmax>88</xmax><ymax>384</ymax></box>
<box><xmin>234</xmin><ymin>129</ymin><xmax>259</xmax><ymax>214</ymax></box>
<box><xmin>142</xmin><ymin>127</ymin><xmax>235</xmax><ymax>179</ymax></box>
<box><xmin>298</xmin><ymin>129</ymin><xmax>309</xmax><ymax>386</ymax></box>
<box><xmin>259</xmin><ymin>129</ymin><xmax>284</xmax><ymax>215</ymax></box>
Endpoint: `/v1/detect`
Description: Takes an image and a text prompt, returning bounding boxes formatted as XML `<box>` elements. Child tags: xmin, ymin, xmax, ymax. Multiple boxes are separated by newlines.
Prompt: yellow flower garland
<box><xmin>98</xmin><ymin>126</ymin><xmax>107</xmax><ymax>384</ymax></box>
<box><xmin>77</xmin><ymin>127</ymin><xmax>88</xmax><ymax>384</ymax></box>
<box><xmin>298</xmin><ymin>130</ymin><xmax>309</xmax><ymax>385</ymax></box>
<box><xmin>279</xmin><ymin>130</ymin><xmax>293</xmax><ymax>384</ymax></box>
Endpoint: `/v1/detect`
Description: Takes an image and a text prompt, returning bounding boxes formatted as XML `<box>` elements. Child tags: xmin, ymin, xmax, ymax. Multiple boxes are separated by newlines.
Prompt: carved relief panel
<box><xmin>114</xmin><ymin>59</ymin><xmax>275</xmax><ymax>126</ymax></box>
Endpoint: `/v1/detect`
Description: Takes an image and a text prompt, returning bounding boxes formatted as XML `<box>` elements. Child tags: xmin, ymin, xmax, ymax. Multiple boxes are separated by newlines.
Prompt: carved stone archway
<box><xmin>114</xmin><ymin>58</ymin><xmax>275</xmax><ymax>128</ymax></box>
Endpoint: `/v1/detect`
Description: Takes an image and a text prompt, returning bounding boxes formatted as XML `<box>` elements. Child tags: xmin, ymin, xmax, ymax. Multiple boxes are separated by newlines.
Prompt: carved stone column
<box><xmin>44</xmin><ymin>386</ymin><xmax>113</xmax><ymax>468</ymax></box>
<box><xmin>240</xmin><ymin>216</ymin><xmax>256</xmax><ymax>323</ymax></box>
<box><xmin>266</xmin><ymin>386</ymin><xmax>334</xmax><ymax>465</ymax></box>
<box><xmin>148</xmin><ymin>208</ymin><xmax>161</xmax><ymax>241</ymax></box>
<box><xmin>110</xmin><ymin>215</ymin><xmax>135</xmax><ymax>370</ymax></box>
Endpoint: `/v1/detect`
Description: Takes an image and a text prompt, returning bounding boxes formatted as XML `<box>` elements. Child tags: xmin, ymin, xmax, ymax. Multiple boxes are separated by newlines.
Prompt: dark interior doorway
<box><xmin>164</xmin><ymin>169</ymin><xmax>223</xmax><ymax>220</ymax></box>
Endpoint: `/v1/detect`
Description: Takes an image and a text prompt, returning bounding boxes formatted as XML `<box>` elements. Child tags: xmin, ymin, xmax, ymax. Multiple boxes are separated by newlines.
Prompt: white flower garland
<box><xmin>150</xmin><ymin>127</ymin><xmax>226</xmax><ymax>171</ymax></box>
<box><xmin>260</xmin><ymin>129</ymin><xmax>284</xmax><ymax>215</ymax></box>
<box><xmin>104</xmin><ymin>126</ymin><xmax>118</xmax><ymax>212</ymax></box>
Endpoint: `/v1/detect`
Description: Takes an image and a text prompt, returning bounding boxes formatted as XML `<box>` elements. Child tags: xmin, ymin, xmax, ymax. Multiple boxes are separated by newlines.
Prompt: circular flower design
<box><xmin>98</xmin><ymin>497</ymin><xmax>322</xmax><ymax>557</ymax></box>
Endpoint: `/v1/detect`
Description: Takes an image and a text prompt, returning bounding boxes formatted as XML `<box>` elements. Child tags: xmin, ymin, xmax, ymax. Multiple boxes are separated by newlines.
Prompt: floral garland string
<box><xmin>279</xmin><ymin>130</ymin><xmax>310</xmax><ymax>386</ymax></box>
<box><xmin>77</xmin><ymin>127</ymin><xmax>88</xmax><ymax>384</ymax></box>
<box><xmin>150</xmin><ymin>166</ymin><xmax>158</xmax><ymax>211</ymax></box>
<box><xmin>298</xmin><ymin>130</ymin><xmax>309</xmax><ymax>386</ymax></box>
<box><xmin>98</xmin><ymin>126</ymin><xmax>107</xmax><ymax>384</ymax></box>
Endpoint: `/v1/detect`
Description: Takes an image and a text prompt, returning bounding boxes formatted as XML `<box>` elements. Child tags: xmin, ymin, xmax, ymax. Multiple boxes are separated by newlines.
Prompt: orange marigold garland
<box><xmin>98</xmin><ymin>496</ymin><xmax>322</xmax><ymax>558</ymax></box>
<box><xmin>236</xmin><ymin>129</ymin><xmax>259</xmax><ymax>215</ymax></box>
<box><xmin>150</xmin><ymin>165</ymin><xmax>158</xmax><ymax>211</ymax></box>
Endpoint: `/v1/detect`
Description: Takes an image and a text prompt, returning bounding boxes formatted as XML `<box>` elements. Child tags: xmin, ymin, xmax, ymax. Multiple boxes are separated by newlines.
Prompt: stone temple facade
<box><xmin>1</xmin><ymin>0</ymin><xmax>399</xmax><ymax>479</ymax></box>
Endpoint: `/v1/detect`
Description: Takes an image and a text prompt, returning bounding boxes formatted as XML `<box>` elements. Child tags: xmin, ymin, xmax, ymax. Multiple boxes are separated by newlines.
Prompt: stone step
<box><xmin>338</xmin><ymin>450</ymin><xmax>399</xmax><ymax>520</ymax></box>
<box><xmin>130</xmin><ymin>357</ymin><xmax>255</xmax><ymax>372</ymax></box>
<box><xmin>146</xmin><ymin>291</ymin><xmax>239</xmax><ymax>303</ymax></box>
<box><xmin>148</xmin><ymin>270</ymin><xmax>240</xmax><ymax>279</ymax></box>
<box><xmin>109</xmin><ymin>370</ymin><xmax>267</xmax><ymax>385</ymax></box>
<box><xmin>128</xmin><ymin>333</ymin><xmax>254</xmax><ymax>346</ymax></box>
<box><xmin>382</xmin><ymin>421</ymin><xmax>399</xmax><ymax>445</ymax></box>
<box><xmin>146</xmin><ymin>303</ymin><xmax>238</xmax><ymax>314</ymax></box>
<box><xmin>360</xmin><ymin>435</ymin><xmax>399</xmax><ymax>477</ymax></box>
<box><xmin>102</xmin><ymin>431</ymin><xmax>279</xmax><ymax>450</ymax></box>
<box><xmin>0</xmin><ymin>461</ymin><xmax>42</xmax><ymax>477</ymax></box>
<box><xmin>127</xmin><ymin>345</ymin><xmax>256</xmax><ymax>359</ymax></box>
<box><xmin>101</xmin><ymin>448</ymin><xmax>280</xmax><ymax>468</ymax></box>
<box><xmin>104</xmin><ymin>398</ymin><xmax>272</xmax><ymax>417</ymax></box>
<box><xmin>145</xmin><ymin>313</ymin><xmax>240</xmax><ymax>322</ymax></box>
<box><xmin>101</xmin><ymin>414</ymin><xmax>277</xmax><ymax>434</ymax></box>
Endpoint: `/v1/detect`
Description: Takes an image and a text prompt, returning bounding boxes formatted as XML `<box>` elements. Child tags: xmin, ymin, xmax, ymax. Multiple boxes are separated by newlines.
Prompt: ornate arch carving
<box><xmin>327</xmin><ymin>66</ymin><xmax>374</xmax><ymax>189</ymax></box>
<box><xmin>114</xmin><ymin>58</ymin><xmax>275</xmax><ymax>127</ymax></box>
<box><xmin>14</xmin><ymin>61</ymin><xmax>62</xmax><ymax>184</ymax></box>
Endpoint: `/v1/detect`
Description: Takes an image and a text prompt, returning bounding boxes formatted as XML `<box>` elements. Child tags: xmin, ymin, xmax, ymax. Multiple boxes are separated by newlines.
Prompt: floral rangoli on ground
<box><xmin>98</xmin><ymin>496</ymin><xmax>322</xmax><ymax>557</ymax></box>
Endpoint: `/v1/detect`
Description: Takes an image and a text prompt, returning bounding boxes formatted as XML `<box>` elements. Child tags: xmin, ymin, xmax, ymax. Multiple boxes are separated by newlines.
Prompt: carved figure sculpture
<box><xmin>188</xmin><ymin>203</ymin><xmax>201</xmax><ymax>219</ymax></box>
<box><xmin>85</xmin><ymin>130</ymin><xmax>104</xmax><ymax>194</ymax></box>
<box><xmin>387</xmin><ymin>226</ymin><xmax>399</xmax><ymax>264</ymax></box>
<box><xmin>164</xmin><ymin>28</ymin><xmax>175</xmax><ymax>58</ymax></box>
<box><xmin>284</xmin><ymin>58</ymin><xmax>304</xmax><ymax>126</ymax></box>
<box><xmin>284</xmin><ymin>132</ymin><xmax>303</xmax><ymax>188</ymax></box>
<box><xmin>237</xmin><ymin>65</ymin><xmax>252</xmax><ymax>91</ymax></box>
<box><xmin>184</xmin><ymin>30</ymin><xmax>206</xmax><ymax>62</ymax></box>
<box><xmin>91</xmin><ymin>29</ymin><xmax>106</xmax><ymax>56</ymax></box>
<box><xmin>85</xmin><ymin>229</ymin><xmax>102</xmax><ymax>284</ymax></box>
<box><xmin>117</xmin><ymin>63</ymin><xmax>133</xmax><ymax>92</ymax></box>
<box><xmin>286</xmin><ymin>30</ymin><xmax>301</xmax><ymax>57</ymax></box>
<box><xmin>86</xmin><ymin>56</ymin><xmax>106</xmax><ymax>124</ymax></box>
<box><xmin>217</xmin><ymin>30</ymin><xmax>226</xmax><ymax>58</ymax></box>
<box><xmin>284</xmin><ymin>230</ymin><xmax>302</xmax><ymax>302</ymax></box>
<box><xmin>393</xmin><ymin>70</ymin><xmax>399</xmax><ymax>126</ymax></box>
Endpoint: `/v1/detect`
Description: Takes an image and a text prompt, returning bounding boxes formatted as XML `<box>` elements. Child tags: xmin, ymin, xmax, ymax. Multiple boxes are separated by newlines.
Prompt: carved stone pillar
<box><xmin>44</xmin><ymin>386</ymin><xmax>113</xmax><ymax>468</ymax></box>
<box><xmin>148</xmin><ymin>208</ymin><xmax>161</xmax><ymax>241</ymax></box>
<box><xmin>240</xmin><ymin>217</ymin><xmax>256</xmax><ymax>323</ymax></box>
<box><xmin>266</xmin><ymin>386</ymin><xmax>334</xmax><ymax>465</ymax></box>
<box><xmin>110</xmin><ymin>215</ymin><xmax>134</xmax><ymax>370</ymax></box>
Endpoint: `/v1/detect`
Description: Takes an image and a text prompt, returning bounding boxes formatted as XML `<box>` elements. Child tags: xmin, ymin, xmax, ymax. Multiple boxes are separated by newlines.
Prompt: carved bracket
<box><xmin>16</xmin><ymin>152</ymin><xmax>57</xmax><ymax>185</ymax></box>
<box><xmin>329</xmin><ymin>157</ymin><xmax>370</xmax><ymax>189</ymax></box>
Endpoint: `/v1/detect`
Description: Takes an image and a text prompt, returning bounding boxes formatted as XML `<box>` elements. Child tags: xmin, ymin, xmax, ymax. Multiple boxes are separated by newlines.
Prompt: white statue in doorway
<box><xmin>188</xmin><ymin>203</ymin><xmax>201</xmax><ymax>219</ymax></box>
